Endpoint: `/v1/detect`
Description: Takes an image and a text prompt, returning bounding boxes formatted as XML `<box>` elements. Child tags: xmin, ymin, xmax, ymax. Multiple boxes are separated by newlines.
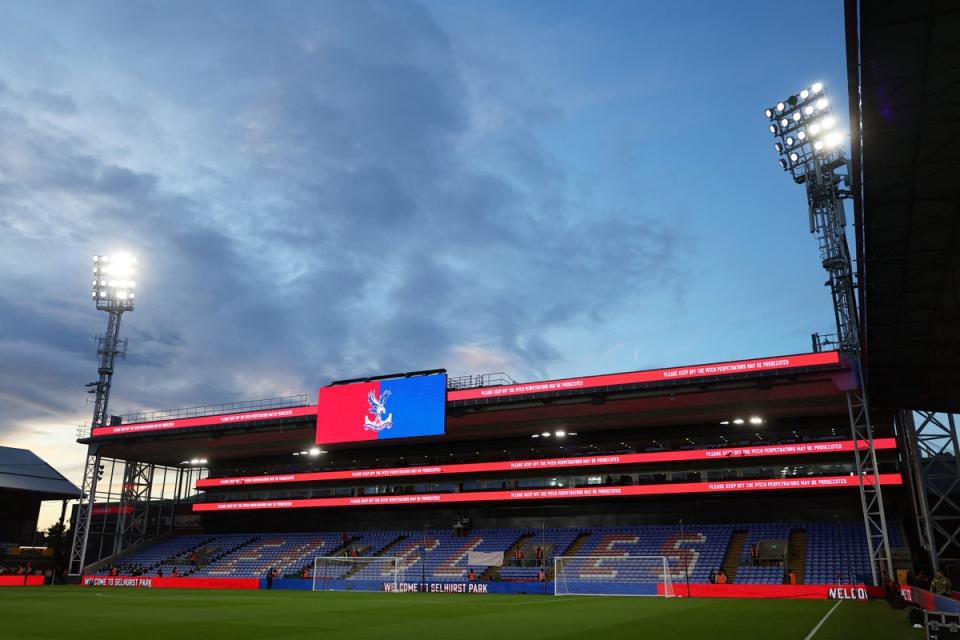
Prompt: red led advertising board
<box><xmin>193</xmin><ymin>473</ymin><xmax>902</xmax><ymax>512</ymax></box>
<box><xmin>447</xmin><ymin>351</ymin><xmax>842</xmax><ymax>401</ymax></box>
<box><xmin>90</xmin><ymin>405</ymin><xmax>319</xmax><ymax>437</ymax></box>
<box><xmin>196</xmin><ymin>438</ymin><xmax>897</xmax><ymax>488</ymax></box>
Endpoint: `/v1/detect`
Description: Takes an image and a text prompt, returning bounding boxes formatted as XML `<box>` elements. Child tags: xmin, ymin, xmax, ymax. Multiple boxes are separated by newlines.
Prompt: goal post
<box><xmin>311</xmin><ymin>556</ymin><xmax>403</xmax><ymax>592</ymax></box>
<box><xmin>554</xmin><ymin>555</ymin><xmax>676</xmax><ymax>597</ymax></box>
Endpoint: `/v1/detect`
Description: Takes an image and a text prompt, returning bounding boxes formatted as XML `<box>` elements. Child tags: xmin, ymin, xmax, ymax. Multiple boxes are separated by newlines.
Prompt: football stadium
<box><xmin>1</xmin><ymin>1</ymin><xmax>959</xmax><ymax>639</ymax></box>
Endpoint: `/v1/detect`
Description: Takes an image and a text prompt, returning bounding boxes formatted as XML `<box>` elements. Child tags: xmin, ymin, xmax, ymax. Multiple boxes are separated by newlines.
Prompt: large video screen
<box><xmin>316</xmin><ymin>373</ymin><xmax>446</xmax><ymax>445</ymax></box>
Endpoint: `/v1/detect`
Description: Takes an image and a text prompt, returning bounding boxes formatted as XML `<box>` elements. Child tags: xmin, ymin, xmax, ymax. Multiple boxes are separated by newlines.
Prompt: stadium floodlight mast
<box><xmin>69</xmin><ymin>253</ymin><xmax>139</xmax><ymax>576</ymax></box>
<box><xmin>764</xmin><ymin>84</ymin><xmax>893</xmax><ymax>585</ymax></box>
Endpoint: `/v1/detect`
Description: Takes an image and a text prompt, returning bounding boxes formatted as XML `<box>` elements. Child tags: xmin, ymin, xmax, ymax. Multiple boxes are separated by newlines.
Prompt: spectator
<box><xmin>716</xmin><ymin>570</ymin><xmax>728</xmax><ymax>584</ymax></box>
<box><xmin>514</xmin><ymin>547</ymin><xmax>524</xmax><ymax>567</ymax></box>
<box><xmin>190</xmin><ymin>551</ymin><xmax>198</xmax><ymax>566</ymax></box>
<box><xmin>468</xmin><ymin>569</ymin><xmax>476</xmax><ymax>582</ymax></box>
<box><xmin>537</xmin><ymin>570</ymin><xmax>545</xmax><ymax>583</ymax></box>
<box><xmin>351</xmin><ymin>546</ymin><xmax>360</xmax><ymax>558</ymax></box>
<box><xmin>931</xmin><ymin>570</ymin><xmax>952</xmax><ymax>595</ymax></box>
<box><xmin>265</xmin><ymin>567</ymin><xmax>274</xmax><ymax>590</ymax></box>
<box><xmin>709</xmin><ymin>569</ymin><xmax>716</xmax><ymax>584</ymax></box>
<box><xmin>915</xmin><ymin>571</ymin><xmax>931</xmax><ymax>590</ymax></box>
<box><xmin>157</xmin><ymin>568</ymin><xmax>164</xmax><ymax>577</ymax></box>
<box><xmin>171</xmin><ymin>567</ymin><xmax>178</xmax><ymax>577</ymax></box>
<box><xmin>787</xmin><ymin>569</ymin><xmax>797</xmax><ymax>585</ymax></box>
<box><xmin>340</xmin><ymin>532</ymin><xmax>349</xmax><ymax>546</ymax></box>
<box><xmin>750</xmin><ymin>544</ymin><xmax>759</xmax><ymax>566</ymax></box>
<box><xmin>300</xmin><ymin>566</ymin><xmax>309</xmax><ymax>580</ymax></box>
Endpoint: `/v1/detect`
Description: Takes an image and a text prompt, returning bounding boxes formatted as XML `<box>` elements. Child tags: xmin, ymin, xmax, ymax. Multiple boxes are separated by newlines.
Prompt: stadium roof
<box><xmin>0</xmin><ymin>446</ymin><xmax>81</xmax><ymax>500</ymax></box>
<box><xmin>849</xmin><ymin>0</ymin><xmax>960</xmax><ymax>412</ymax></box>
<box><xmin>85</xmin><ymin>355</ymin><xmax>856</xmax><ymax>466</ymax></box>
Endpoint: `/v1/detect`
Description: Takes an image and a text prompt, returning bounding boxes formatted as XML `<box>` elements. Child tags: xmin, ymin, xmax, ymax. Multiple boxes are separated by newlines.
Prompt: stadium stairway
<box><xmin>787</xmin><ymin>529</ymin><xmax>807</xmax><ymax>584</ymax></box>
<box><xmin>481</xmin><ymin>531</ymin><xmax>528</xmax><ymax>581</ymax></box>
<box><xmin>335</xmin><ymin>533</ymin><xmax>405</xmax><ymax>579</ymax></box>
<box><xmin>546</xmin><ymin>531</ymin><xmax>591</xmax><ymax>581</ymax></box>
<box><xmin>722</xmin><ymin>530</ymin><xmax>747</xmax><ymax>582</ymax></box>
<box><xmin>504</xmin><ymin>533</ymin><xmax>534</xmax><ymax>565</ymax></box>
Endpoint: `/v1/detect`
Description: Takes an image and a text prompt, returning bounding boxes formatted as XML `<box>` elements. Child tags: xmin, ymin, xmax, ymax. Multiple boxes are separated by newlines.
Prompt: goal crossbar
<box><xmin>553</xmin><ymin>555</ymin><xmax>676</xmax><ymax>597</ymax></box>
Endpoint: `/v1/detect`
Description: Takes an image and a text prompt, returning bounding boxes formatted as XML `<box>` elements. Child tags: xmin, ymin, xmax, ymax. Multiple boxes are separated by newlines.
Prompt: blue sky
<box><xmin>0</xmin><ymin>0</ymin><xmax>850</xmax><ymax>515</ymax></box>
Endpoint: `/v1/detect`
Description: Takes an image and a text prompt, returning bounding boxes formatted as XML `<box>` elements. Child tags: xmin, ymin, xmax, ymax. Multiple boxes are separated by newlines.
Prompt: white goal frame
<box><xmin>554</xmin><ymin>555</ymin><xmax>676</xmax><ymax>597</ymax></box>
<box><xmin>311</xmin><ymin>556</ymin><xmax>403</xmax><ymax>592</ymax></box>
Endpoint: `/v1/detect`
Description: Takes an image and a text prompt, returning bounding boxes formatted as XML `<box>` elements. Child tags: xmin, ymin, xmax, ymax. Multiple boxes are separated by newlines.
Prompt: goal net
<box><xmin>554</xmin><ymin>555</ymin><xmax>676</xmax><ymax>597</ymax></box>
<box><xmin>311</xmin><ymin>556</ymin><xmax>404</xmax><ymax>592</ymax></box>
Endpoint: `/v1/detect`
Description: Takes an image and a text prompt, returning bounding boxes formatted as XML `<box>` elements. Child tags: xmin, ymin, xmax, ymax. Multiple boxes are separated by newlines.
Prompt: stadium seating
<box><xmin>97</xmin><ymin>534</ymin><xmax>212</xmax><ymax>575</ymax></box>
<box><xmin>804</xmin><ymin>520</ymin><xmax>904</xmax><ymax>584</ymax></box>
<box><xmin>194</xmin><ymin>532</ymin><xmax>343</xmax><ymax>577</ymax></box>
<box><xmin>106</xmin><ymin>520</ymin><xmax>904</xmax><ymax>585</ymax></box>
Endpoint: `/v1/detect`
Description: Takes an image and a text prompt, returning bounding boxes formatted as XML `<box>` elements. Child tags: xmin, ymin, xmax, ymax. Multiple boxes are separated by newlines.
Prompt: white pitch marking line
<box><xmin>505</xmin><ymin>596</ymin><xmax>594</xmax><ymax>606</ymax></box>
<box><xmin>803</xmin><ymin>600</ymin><xmax>842</xmax><ymax>640</ymax></box>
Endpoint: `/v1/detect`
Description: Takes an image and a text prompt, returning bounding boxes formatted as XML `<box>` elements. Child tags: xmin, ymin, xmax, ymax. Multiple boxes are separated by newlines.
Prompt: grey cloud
<box><xmin>0</xmin><ymin>0</ymin><xmax>691</xmax><ymax>441</ymax></box>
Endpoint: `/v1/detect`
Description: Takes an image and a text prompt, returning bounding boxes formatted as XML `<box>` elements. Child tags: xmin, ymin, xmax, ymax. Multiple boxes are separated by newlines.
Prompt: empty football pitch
<box><xmin>0</xmin><ymin>587</ymin><xmax>922</xmax><ymax>640</ymax></box>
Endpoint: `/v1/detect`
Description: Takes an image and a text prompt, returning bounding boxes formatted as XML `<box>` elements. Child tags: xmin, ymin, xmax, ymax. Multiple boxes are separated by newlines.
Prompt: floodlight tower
<box><xmin>764</xmin><ymin>83</ymin><xmax>893</xmax><ymax>584</ymax></box>
<box><xmin>68</xmin><ymin>254</ymin><xmax>138</xmax><ymax>576</ymax></box>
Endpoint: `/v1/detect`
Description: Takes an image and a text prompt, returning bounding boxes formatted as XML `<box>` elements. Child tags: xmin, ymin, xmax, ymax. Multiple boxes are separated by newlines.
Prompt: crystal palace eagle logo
<box><xmin>363</xmin><ymin>389</ymin><xmax>393</xmax><ymax>432</ymax></box>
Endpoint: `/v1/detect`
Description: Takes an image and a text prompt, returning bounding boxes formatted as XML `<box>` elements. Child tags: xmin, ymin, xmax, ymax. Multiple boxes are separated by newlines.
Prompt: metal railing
<box><xmin>114</xmin><ymin>394</ymin><xmax>311</xmax><ymax>425</ymax></box>
<box><xmin>447</xmin><ymin>372</ymin><xmax>517</xmax><ymax>391</ymax></box>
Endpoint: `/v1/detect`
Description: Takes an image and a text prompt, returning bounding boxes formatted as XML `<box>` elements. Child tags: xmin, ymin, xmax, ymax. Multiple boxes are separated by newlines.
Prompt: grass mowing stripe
<box><xmin>0</xmin><ymin>587</ymin><xmax>921</xmax><ymax>640</ymax></box>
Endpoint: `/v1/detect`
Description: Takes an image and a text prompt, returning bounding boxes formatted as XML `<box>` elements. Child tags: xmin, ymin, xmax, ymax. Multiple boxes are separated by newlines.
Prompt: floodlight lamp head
<box><xmin>91</xmin><ymin>254</ymin><xmax>139</xmax><ymax>311</ymax></box>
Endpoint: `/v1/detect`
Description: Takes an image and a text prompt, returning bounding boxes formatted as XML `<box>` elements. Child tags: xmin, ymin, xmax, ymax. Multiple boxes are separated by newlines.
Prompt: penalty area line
<box><xmin>803</xmin><ymin>600</ymin><xmax>841</xmax><ymax>640</ymax></box>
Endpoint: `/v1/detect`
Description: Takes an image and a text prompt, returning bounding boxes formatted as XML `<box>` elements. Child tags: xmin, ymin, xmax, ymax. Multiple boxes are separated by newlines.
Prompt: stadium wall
<box><xmin>76</xmin><ymin>575</ymin><xmax>893</xmax><ymax>600</ymax></box>
<box><xmin>278</xmin><ymin>579</ymin><xmax>546</xmax><ymax>594</ymax></box>
<box><xmin>81</xmin><ymin>576</ymin><xmax>258</xmax><ymax>589</ymax></box>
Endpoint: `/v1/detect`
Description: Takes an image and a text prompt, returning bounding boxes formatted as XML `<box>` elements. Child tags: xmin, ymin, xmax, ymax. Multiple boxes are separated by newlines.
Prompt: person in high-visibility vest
<box><xmin>514</xmin><ymin>547</ymin><xmax>524</xmax><ymax>567</ymax></box>
<box><xmin>535</xmin><ymin>546</ymin><xmax>544</xmax><ymax>563</ymax></box>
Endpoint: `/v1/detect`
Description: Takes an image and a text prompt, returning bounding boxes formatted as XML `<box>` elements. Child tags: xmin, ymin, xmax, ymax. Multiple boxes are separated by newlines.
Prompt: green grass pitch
<box><xmin>0</xmin><ymin>587</ymin><xmax>922</xmax><ymax>640</ymax></box>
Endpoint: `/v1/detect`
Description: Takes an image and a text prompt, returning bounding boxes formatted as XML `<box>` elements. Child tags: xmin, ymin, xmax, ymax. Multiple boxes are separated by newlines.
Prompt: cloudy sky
<box><xmin>0</xmin><ymin>0</ymin><xmax>850</xmax><ymax>526</ymax></box>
